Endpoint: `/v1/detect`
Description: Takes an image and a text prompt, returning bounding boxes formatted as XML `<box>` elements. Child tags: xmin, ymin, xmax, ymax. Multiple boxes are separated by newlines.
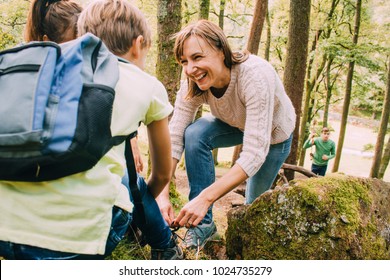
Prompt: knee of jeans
<box><xmin>185</xmin><ymin>125</ymin><xmax>211</xmax><ymax>153</ymax></box>
<box><xmin>184</xmin><ymin>131</ymin><xmax>200</xmax><ymax>153</ymax></box>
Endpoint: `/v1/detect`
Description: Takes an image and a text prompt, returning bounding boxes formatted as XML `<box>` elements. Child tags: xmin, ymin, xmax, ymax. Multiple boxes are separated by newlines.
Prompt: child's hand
<box><xmin>131</xmin><ymin>137</ymin><xmax>144</xmax><ymax>173</ymax></box>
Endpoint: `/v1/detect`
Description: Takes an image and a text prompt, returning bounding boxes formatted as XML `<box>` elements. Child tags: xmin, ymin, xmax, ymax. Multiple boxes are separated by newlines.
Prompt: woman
<box><xmin>157</xmin><ymin>20</ymin><xmax>296</xmax><ymax>250</ymax></box>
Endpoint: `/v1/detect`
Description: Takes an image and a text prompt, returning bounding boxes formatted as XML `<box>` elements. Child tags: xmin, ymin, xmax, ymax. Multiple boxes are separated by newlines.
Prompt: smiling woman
<box><xmin>156</xmin><ymin>19</ymin><xmax>296</xmax><ymax>252</ymax></box>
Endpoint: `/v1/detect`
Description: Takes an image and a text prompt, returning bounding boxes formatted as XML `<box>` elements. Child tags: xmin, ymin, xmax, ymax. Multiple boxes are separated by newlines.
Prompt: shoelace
<box><xmin>171</xmin><ymin>226</ymin><xmax>201</xmax><ymax>259</ymax></box>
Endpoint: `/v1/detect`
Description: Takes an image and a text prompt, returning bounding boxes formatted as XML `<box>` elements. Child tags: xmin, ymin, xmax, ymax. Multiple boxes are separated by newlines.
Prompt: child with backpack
<box><xmin>0</xmin><ymin>0</ymin><xmax>182</xmax><ymax>260</ymax></box>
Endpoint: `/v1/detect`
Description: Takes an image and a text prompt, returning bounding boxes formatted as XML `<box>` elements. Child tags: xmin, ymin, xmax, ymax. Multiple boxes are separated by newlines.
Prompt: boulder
<box><xmin>226</xmin><ymin>174</ymin><xmax>390</xmax><ymax>259</ymax></box>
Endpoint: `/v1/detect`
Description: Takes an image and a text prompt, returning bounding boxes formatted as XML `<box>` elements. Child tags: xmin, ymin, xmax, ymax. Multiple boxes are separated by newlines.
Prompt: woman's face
<box><xmin>180</xmin><ymin>35</ymin><xmax>230</xmax><ymax>90</ymax></box>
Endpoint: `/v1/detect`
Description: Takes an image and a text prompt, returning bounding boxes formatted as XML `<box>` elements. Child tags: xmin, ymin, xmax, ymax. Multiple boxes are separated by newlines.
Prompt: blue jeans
<box><xmin>122</xmin><ymin>174</ymin><xmax>172</xmax><ymax>249</ymax></box>
<box><xmin>311</xmin><ymin>163</ymin><xmax>327</xmax><ymax>176</ymax></box>
<box><xmin>0</xmin><ymin>176</ymin><xmax>171</xmax><ymax>260</ymax></box>
<box><xmin>184</xmin><ymin>116</ymin><xmax>293</xmax><ymax>223</ymax></box>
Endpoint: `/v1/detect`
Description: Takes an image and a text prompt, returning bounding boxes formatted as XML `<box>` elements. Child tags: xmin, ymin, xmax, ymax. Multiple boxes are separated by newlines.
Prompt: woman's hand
<box><xmin>173</xmin><ymin>164</ymin><xmax>248</xmax><ymax>228</ymax></box>
<box><xmin>173</xmin><ymin>194</ymin><xmax>212</xmax><ymax>228</ymax></box>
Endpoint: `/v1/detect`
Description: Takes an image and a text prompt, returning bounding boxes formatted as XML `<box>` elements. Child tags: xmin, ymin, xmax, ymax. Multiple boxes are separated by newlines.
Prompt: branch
<box><xmin>281</xmin><ymin>163</ymin><xmax>318</xmax><ymax>178</ymax></box>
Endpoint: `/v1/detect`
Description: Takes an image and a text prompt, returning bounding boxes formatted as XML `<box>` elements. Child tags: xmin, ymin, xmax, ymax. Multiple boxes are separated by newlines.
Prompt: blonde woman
<box><xmin>158</xmin><ymin>20</ymin><xmax>296</xmax><ymax>250</ymax></box>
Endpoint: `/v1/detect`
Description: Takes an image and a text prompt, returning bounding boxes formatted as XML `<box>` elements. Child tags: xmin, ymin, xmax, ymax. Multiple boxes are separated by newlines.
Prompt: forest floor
<box><xmin>135</xmin><ymin>113</ymin><xmax>389</xmax><ymax>259</ymax></box>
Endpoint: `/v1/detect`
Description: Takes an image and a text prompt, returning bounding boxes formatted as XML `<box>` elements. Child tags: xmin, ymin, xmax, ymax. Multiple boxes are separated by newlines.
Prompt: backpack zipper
<box><xmin>0</xmin><ymin>64</ymin><xmax>41</xmax><ymax>75</ymax></box>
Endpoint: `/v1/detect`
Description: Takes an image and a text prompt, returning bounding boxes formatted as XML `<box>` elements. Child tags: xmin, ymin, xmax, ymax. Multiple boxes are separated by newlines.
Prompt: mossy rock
<box><xmin>226</xmin><ymin>174</ymin><xmax>390</xmax><ymax>259</ymax></box>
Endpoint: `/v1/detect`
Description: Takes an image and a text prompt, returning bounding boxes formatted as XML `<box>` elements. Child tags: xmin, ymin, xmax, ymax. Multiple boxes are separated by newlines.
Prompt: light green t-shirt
<box><xmin>0</xmin><ymin>62</ymin><xmax>173</xmax><ymax>255</ymax></box>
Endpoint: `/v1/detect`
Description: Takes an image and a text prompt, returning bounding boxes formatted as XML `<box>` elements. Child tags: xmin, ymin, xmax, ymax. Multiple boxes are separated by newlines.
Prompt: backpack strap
<box><xmin>124</xmin><ymin>132</ymin><xmax>147</xmax><ymax>225</ymax></box>
<box><xmin>117</xmin><ymin>56</ymin><xmax>146</xmax><ymax>224</ymax></box>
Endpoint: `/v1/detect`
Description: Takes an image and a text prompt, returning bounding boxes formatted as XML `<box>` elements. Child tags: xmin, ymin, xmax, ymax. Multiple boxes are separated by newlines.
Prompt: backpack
<box><xmin>0</xmin><ymin>33</ymin><xmax>145</xmax><ymax>221</ymax></box>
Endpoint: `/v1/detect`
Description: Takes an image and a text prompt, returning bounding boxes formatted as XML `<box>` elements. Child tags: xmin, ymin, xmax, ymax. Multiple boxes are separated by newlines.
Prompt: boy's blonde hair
<box><xmin>77</xmin><ymin>0</ymin><xmax>151</xmax><ymax>55</ymax></box>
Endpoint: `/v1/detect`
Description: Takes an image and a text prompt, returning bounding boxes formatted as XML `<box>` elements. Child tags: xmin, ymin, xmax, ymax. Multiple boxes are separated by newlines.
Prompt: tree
<box><xmin>332</xmin><ymin>0</ymin><xmax>363</xmax><ymax>172</ymax></box>
<box><xmin>370</xmin><ymin>55</ymin><xmax>390</xmax><ymax>178</ymax></box>
<box><xmin>0</xmin><ymin>0</ymin><xmax>29</xmax><ymax>50</ymax></box>
<box><xmin>297</xmin><ymin>0</ymin><xmax>341</xmax><ymax>166</ymax></box>
<box><xmin>231</xmin><ymin>0</ymin><xmax>268</xmax><ymax>166</ymax></box>
<box><xmin>264</xmin><ymin>8</ymin><xmax>271</xmax><ymax>61</ymax></box>
<box><xmin>246</xmin><ymin>0</ymin><xmax>268</xmax><ymax>55</ymax></box>
<box><xmin>379</xmin><ymin>134</ymin><xmax>390</xmax><ymax>179</ymax></box>
<box><xmin>218</xmin><ymin>0</ymin><xmax>226</xmax><ymax>29</ymax></box>
<box><xmin>156</xmin><ymin>0</ymin><xmax>182</xmax><ymax>104</ymax></box>
<box><xmin>153</xmin><ymin>0</ymin><xmax>182</xmax><ymax>177</ymax></box>
<box><xmin>199</xmin><ymin>0</ymin><xmax>210</xmax><ymax>19</ymax></box>
<box><xmin>282</xmin><ymin>0</ymin><xmax>311</xmax><ymax>179</ymax></box>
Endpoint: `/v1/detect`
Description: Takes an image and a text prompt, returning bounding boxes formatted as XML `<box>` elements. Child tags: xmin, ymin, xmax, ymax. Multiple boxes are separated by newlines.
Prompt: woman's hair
<box><xmin>173</xmin><ymin>20</ymin><xmax>249</xmax><ymax>98</ymax></box>
<box><xmin>77</xmin><ymin>0</ymin><xmax>151</xmax><ymax>56</ymax></box>
<box><xmin>24</xmin><ymin>0</ymin><xmax>82</xmax><ymax>43</ymax></box>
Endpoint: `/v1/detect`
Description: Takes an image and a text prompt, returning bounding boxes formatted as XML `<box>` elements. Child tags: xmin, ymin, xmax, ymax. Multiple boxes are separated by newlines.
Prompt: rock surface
<box><xmin>226</xmin><ymin>174</ymin><xmax>390</xmax><ymax>259</ymax></box>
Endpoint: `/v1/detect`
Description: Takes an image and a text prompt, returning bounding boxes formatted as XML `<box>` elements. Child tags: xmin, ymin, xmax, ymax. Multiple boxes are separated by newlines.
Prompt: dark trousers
<box><xmin>311</xmin><ymin>163</ymin><xmax>327</xmax><ymax>176</ymax></box>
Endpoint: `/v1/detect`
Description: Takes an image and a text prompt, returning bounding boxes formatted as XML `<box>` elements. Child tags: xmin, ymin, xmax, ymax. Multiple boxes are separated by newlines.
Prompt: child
<box><xmin>77</xmin><ymin>0</ymin><xmax>183</xmax><ymax>260</ymax></box>
<box><xmin>0</xmin><ymin>0</ymin><xmax>182</xmax><ymax>260</ymax></box>
<box><xmin>24</xmin><ymin>0</ymin><xmax>145</xmax><ymax>172</ymax></box>
<box><xmin>24</xmin><ymin>0</ymin><xmax>82</xmax><ymax>43</ymax></box>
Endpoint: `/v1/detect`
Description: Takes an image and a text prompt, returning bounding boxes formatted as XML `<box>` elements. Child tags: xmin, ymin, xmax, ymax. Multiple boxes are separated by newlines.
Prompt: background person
<box><xmin>303</xmin><ymin>127</ymin><xmax>336</xmax><ymax>176</ymax></box>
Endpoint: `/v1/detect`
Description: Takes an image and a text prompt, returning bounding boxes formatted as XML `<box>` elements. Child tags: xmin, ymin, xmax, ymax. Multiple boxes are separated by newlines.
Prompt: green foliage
<box><xmin>0</xmin><ymin>0</ymin><xmax>29</xmax><ymax>50</ymax></box>
<box><xmin>363</xmin><ymin>143</ymin><xmax>374</xmax><ymax>151</ymax></box>
<box><xmin>106</xmin><ymin>236</ymin><xmax>150</xmax><ymax>260</ymax></box>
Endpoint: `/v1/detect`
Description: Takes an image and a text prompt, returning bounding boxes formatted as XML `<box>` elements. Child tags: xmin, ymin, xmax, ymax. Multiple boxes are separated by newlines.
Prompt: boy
<box><xmin>303</xmin><ymin>127</ymin><xmax>336</xmax><ymax>176</ymax></box>
<box><xmin>77</xmin><ymin>0</ymin><xmax>183</xmax><ymax>260</ymax></box>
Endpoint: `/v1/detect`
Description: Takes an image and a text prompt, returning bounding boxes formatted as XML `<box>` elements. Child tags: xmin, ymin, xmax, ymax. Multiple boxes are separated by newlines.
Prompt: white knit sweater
<box><xmin>169</xmin><ymin>55</ymin><xmax>296</xmax><ymax>177</ymax></box>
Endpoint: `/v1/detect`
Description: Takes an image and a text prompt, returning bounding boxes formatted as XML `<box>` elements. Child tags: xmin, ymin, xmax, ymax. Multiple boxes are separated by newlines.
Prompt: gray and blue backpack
<box><xmin>0</xmin><ymin>32</ymin><xmax>146</xmax><ymax>221</ymax></box>
<box><xmin>0</xmin><ymin>32</ymin><xmax>135</xmax><ymax>181</ymax></box>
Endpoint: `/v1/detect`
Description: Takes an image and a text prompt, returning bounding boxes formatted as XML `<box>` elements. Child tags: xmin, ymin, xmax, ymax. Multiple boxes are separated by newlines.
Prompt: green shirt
<box><xmin>303</xmin><ymin>137</ymin><xmax>336</xmax><ymax>166</ymax></box>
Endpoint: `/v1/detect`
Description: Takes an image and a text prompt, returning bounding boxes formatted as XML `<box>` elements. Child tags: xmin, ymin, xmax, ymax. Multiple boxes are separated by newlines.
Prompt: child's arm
<box><xmin>303</xmin><ymin>134</ymin><xmax>315</xmax><ymax>149</ymax></box>
<box><xmin>146</xmin><ymin>117</ymin><xmax>172</xmax><ymax>198</ymax></box>
<box><xmin>130</xmin><ymin>137</ymin><xmax>143</xmax><ymax>173</ymax></box>
<box><xmin>156</xmin><ymin>158</ymin><xmax>179</xmax><ymax>225</ymax></box>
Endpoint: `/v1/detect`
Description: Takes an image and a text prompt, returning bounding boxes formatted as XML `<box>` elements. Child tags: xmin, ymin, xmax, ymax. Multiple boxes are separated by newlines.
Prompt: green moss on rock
<box><xmin>226</xmin><ymin>174</ymin><xmax>390</xmax><ymax>259</ymax></box>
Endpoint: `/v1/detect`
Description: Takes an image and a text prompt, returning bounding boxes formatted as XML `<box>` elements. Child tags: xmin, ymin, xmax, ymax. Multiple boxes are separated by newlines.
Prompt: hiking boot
<box><xmin>150</xmin><ymin>233</ymin><xmax>184</xmax><ymax>260</ymax></box>
<box><xmin>183</xmin><ymin>221</ymin><xmax>217</xmax><ymax>250</ymax></box>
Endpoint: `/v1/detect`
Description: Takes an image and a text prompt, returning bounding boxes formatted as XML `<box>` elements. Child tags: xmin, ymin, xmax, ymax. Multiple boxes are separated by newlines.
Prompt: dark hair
<box><xmin>25</xmin><ymin>0</ymin><xmax>82</xmax><ymax>43</ymax></box>
<box><xmin>173</xmin><ymin>20</ymin><xmax>249</xmax><ymax>98</ymax></box>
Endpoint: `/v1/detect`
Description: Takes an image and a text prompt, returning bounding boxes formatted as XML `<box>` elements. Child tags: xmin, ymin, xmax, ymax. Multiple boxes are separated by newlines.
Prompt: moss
<box><xmin>226</xmin><ymin>175</ymin><xmax>390</xmax><ymax>259</ymax></box>
<box><xmin>106</xmin><ymin>238</ymin><xmax>150</xmax><ymax>260</ymax></box>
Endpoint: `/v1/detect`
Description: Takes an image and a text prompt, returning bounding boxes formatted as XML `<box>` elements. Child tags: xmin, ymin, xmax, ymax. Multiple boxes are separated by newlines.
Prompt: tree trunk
<box><xmin>379</xmin><ymin>135</ymin><xmax>390</xmax><ymax>179</ymax></box>
<box><xmin>231</xmin><ymin>144</ymin><xmax>242</xmax><ymax>167</ymax></box>
<box><xmin>323</xmin><ymin>55</ymin><xmax>334</xmax><ymax>128</ymax></box>
<box><xmin>199</xmin><ymin>0</ymin><xmax>210</xmax><ymax>19</ymax></box>
<box><xmin>264</xmin><ymin>7</ymin><xmax>271</xmax><ymax>61</ymax></box>
<box><xmin>156</xmin><ymin>0</ymin><xmax>182</xmax><ymax>105</ymax></box>
<box><xmin>297</xmin><ymin>54</ymin><xmax>327</xmax><ymax>166</ymax></box>
<box><xmin>282</xmin><ymin>0</ymin><xmax>311</xmax><ymax>180</ymax></box>
<box><xmin>297</xmin><ymin>0</ymin><xmax>339</xmax><ymax>166</ymax></box>
<box><xmin>332</xmin><ymin>0</ymin><xmax>362</xmax><ymax>172</ymax></box>
<box><xmin>219</xmin><ymin>0</ymin><xmax>226</xmax><ymax>29</ymax></box>
<box><xmin>371</xmin><ymin>56</ymin><xmax>390</xmax><ymax>178</ymax></box>
<box><xmin>155</xmin><ymin>0</ymin><xmax>182</xmax><ymax>177</ymax></box>
<box><xmin>232</xmin><ymin>0</ymin><xmax>268</xmax><ymax>165</ymax></box>
<box><xmin>246</xmin><ymin>0</ymin><xmax>268</xmax><ymax>55</ymax></box>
